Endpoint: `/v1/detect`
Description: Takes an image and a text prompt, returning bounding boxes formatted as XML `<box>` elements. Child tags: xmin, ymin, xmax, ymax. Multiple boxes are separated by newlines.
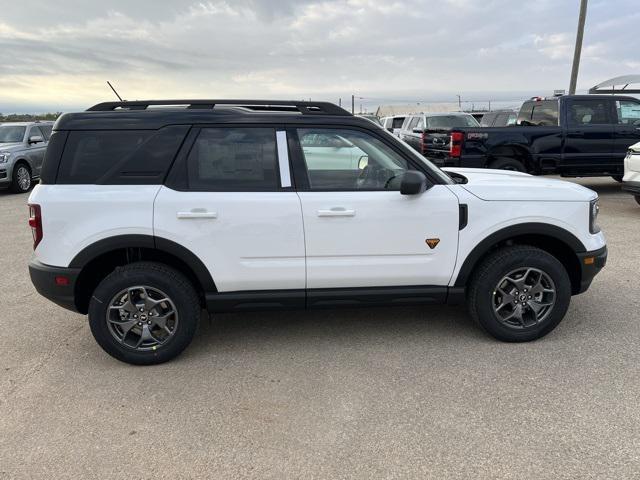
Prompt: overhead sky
<box><xmin>0</xmin><ymin>0</ymin><xmax>638</xmax><ymax>112</ymax></box>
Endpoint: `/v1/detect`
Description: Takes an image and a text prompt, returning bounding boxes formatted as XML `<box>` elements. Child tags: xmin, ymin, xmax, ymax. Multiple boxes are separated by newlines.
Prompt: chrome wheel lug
<box><xmin>137</xmin><ymin>322</ymin><xmax>142</xmax><ymax>326</ymax></box>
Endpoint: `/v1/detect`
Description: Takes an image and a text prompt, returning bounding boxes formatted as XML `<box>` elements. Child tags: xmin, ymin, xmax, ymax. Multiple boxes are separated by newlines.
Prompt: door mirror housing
<box><xmin>400</xmin><ymin>171</ymin><xmax>427</xmax><ymax>195</ymax></box>
<box><xmin>28</xmin><ymin>135</ymin><xmax>44</xmax><ymax>144</ymax></box>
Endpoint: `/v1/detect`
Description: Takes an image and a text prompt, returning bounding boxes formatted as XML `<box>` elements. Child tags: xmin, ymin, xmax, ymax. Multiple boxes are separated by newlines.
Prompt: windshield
<box><xmin>0</xmin><ymin>126</ymin><xmax>26</xmax><ymax>143</ymax></box>
<box><xmin>388</xmin><ymin>131</ymin><xmax>454</xmax><ymax>185</ymax></box>
<box><xmin>427</xmin><ymin>115</ymin><xmax>479</xmax><ymax>128</ymax></box>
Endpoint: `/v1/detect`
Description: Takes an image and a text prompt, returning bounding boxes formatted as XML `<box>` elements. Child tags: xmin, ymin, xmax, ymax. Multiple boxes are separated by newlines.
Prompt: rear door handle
<box><xmin>317</xmin><ymin>207</ymin><xmax>356</xmax><ymax>217</ymax></box>
<box><xmin>177</xmin><ymin>209</ymin><xmax>218</xmax><ymax>219</ymax></box>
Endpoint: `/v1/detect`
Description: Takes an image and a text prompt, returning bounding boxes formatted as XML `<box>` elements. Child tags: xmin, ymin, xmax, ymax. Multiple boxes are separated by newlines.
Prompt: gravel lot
<box><xmin>1</xmin><ymin>178</ymin><xmax>638</xmax><ymax>479</ymax></box>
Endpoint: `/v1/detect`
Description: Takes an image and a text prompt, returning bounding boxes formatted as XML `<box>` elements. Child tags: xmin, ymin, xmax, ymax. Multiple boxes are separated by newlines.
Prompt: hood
<box><xmin>628</xmin><ymin>141</ymin><xmax>640</xmax><ymax>153</ymax></box>
<box><xmin>443</xmin><ymin>167</ymin><xmax>597</xmax><ymax>202</ymax></box>
<box><xmin>0</xmin><ymin>142</ymin><xmax>24</xmax><ymax>152</ymax></box>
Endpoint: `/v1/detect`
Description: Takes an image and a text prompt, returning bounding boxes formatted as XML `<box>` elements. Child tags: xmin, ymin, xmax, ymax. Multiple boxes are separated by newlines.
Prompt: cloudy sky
<box><xmin>0</xmin><ymin>0</ymin><xmax>638</xmax><ymax>112</ymax></box>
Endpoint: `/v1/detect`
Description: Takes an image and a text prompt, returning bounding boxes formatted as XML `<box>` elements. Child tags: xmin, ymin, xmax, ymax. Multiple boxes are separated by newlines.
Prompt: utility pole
<box><xmin>456</xmin><ymin>95</ymin><xmax>462</xmax><ymax>110</ymax></box>
<box><xmin>351</xmin><ymin>94</ymin><xmax>355</xmax><ymax>114</ymax></box>
<box><xmin>338</xmin><ymin>98</ymin><xmax>342</xmax><ymax>107</ymax></box>
<box><xmin>569</xmin><ymin>0</ymin><xmax>588</xmax><ymax>95</ymax></box>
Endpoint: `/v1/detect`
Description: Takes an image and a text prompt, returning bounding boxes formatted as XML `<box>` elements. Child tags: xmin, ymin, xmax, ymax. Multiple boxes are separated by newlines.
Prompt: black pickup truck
<box><xmin>422</xmin><ymin>95</ymin><xmax>640</xmax><ymax>178</ymax></box>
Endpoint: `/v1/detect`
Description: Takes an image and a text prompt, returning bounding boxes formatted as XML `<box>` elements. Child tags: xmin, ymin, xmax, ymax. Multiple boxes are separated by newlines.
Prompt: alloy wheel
<box><xmin>16</xmin><ymin>166</ymin><xmax>31</xmax><ymax>191</ymax></box>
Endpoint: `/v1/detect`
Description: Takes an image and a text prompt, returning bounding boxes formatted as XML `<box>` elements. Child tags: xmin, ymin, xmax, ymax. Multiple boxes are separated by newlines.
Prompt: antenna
<box><xmin>106</xmin><ymin>81</ymin><xmax>124</xmax><ymax>102</ymax></box>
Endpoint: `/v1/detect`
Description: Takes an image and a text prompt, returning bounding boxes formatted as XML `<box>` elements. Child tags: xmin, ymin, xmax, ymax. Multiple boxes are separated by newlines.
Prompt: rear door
<box><xmin>562</xmin><ymin>98</ymin><xmax>615</xmax><ymax>172</ymax></box>
<box><xmin>291</xmin><ymin>126</ymin><xmax>459</xmax><ymax>290</ymax></box>
<box><xmin>613</xmin><ymin>99</ymin><xmax>640</xmax><ymax>160</ymax></box>
<box><xmin>154</xmin><ymin>126</ymin><xmax>305</xmax><ymax>293</ymax></box>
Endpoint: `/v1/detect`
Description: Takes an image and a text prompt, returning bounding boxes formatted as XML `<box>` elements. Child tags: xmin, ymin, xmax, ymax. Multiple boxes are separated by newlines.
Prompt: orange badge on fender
<box><xmin>426</xmin><ymin>238</ymin><xmax>440</xmax><ymax>249</ymax></box>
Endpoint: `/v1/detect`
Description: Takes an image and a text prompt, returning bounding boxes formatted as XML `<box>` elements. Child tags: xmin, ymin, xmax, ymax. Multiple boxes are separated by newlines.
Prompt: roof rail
<box><xmin>86</xmin><ymin>99</ymin><xmax>351</xmax><ymax>116</ymax></box>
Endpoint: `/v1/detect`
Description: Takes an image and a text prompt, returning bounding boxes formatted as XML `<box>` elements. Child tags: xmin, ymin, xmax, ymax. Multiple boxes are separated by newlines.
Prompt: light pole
<box><xmin>569</xmin><ymin>0</ymin><xmax>588</xmax><ymax>95</ymax></box>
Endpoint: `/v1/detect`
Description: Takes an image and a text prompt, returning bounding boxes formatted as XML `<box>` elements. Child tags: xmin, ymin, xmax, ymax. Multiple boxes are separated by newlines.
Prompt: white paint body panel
<box><xmin>297</xmin><ymin>186</ymin><xmax>460</xmax><ymax>288</ymax></box>
<box><xmin>28</xmin><ymin>184</ymin><xmax>160</xmax><ymax>267</ymax></box>
<box><xmin>153</xmin><ymin>187</ymin><xmax>305</xmax><ymax>292</ymax></box>
<box><xmin>623</xmin><ymin>142</ymin><xmax>640</xmax><ymax>182</ymax></box>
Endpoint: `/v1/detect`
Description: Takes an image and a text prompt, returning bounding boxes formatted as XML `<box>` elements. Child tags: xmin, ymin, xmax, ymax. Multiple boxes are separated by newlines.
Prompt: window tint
<box><xmin>297</xmin><ymin>128</ymin><xmax>409</xmax><ymax>190</ymax></box>
<box><xmin>187</xmin><ymin>128</ymin><xmax>278</xmax><ymax>191</ymax></box>
<box><xmin>39</xmin><ymin>124</ymin><xmax>53</xmax><ymax>140</ymax></box>
<box><xmin>391</xmin><ymin>117</ymin><xmax>405</xmax><ymax>129</ymax></box>
<box><xmin>58</xmin><ymin>131</ymin><xmax>152</xmax><ymax>184</ymax></box>
<box><xmin>616</xmin><ymin>100</ymin><xmax>640</xmax><ymax>125</ymax></box>
<box><xmin>568</xmin><ymin>99</ymin><xmax>612</xmax><ymax>126</ymax></box>
<box><xmin>530</xmin><ymin>101</ymin><xmax>559</xmax><ymax>126</ymax></box>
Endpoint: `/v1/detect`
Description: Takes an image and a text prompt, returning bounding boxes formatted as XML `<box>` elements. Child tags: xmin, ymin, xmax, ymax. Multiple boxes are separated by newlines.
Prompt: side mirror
<box><xmin>412</xmin><ymin>128</ymin><xmax>423</xmax><ymax>134</ymax></box>
<box><xmin>400</xmin><ymin>171</ymin><xmax>427</xmax><ymax>195</ymax></box>
<box><xmin>28</xmin><ymin>135</ymin><xmax>44</xmax><ymax>144</ymax></box>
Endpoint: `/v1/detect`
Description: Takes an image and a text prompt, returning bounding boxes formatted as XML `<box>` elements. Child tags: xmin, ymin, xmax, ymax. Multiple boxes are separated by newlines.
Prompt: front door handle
<box><xmin>317</xmin><ymin>207</ymin><xmax>356</xmax><ymax>217</ymax></box>
<box><xmin>177</xmin><ymin>209</ymin><xmax>218</xmax><ymax>219</ymax></box>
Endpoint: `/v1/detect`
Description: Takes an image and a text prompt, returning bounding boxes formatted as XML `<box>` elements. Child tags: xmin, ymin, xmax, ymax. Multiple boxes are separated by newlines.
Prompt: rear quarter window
<box><xmin>56</xmin><ymin>126</ymin><xmax>188</xmax><ymax>184</ymax></box>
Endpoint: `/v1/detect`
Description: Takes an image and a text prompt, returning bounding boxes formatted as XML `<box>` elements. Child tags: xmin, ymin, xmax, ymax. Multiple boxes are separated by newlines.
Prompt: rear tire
<box><xmin>488</xmin><ymin>157</ymin><xmax>526</xmax><ymax>173</ymax></box>
<box><xmin>10</xmin><ymin>163</ymin><xmax>32</xmax><ymax>193</ymax></box>
<box><xmin>467</xmin><ymin>245</ymin><xmax>571</xmax><ymax>342</ymax></box>
<box><xmin>88</xmin><ymin>262</ymin><xmax>200</xmax><ymax>365</ymax></box>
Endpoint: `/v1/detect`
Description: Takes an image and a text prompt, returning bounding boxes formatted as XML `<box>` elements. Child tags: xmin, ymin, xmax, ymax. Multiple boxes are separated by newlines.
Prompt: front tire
<box><xmin>88</xmin><ymin>262</ymin><xmax>200</xmax><ymax>365</ymax></box>
<box><xmin>467</xmin><ymin>246</ymin><xmax>571</xmax><ymax>342</ymax></box>
<box><xmin>488</xmin><ymin>157</ymin><xmax>526</xmax><ymax>173</ymax></box>
<box><xmin>10</xmin><ymin>163</ymin><xmax>32</xmax><ymax>193</ymax></box>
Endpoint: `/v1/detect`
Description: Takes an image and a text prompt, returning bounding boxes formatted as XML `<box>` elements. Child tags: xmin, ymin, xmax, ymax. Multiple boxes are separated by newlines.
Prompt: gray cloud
<box><xmin>0</xmin><ymin>0</ymin><xmax>638</xmax><ymax>111</ymax></box>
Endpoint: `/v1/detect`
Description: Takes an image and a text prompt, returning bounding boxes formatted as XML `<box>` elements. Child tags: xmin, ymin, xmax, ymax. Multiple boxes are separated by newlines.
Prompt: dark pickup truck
<box><xmin>421</xmin><ymin>95</ymin><xmax>640</xmax><ymax>178</ymax></box>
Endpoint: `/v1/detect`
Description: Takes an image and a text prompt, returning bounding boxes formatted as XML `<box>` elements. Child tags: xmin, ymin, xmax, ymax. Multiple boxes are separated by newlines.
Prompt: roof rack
<box><xmin>87</xmin><ymin>99</ymin><xmax>351</xmax><ymax>116</ymax></box>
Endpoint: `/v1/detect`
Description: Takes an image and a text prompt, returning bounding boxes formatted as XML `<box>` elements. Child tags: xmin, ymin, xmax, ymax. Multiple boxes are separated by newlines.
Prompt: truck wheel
<box><xmin>88</xmin><ymin>262</ymin><xmax>200</xmax><ymax>365</ymax></box>
<box><xmin>635</xmin><ymin>195</ymin><xmax>640</xmax><ymax>206</ymax></box>
<box><xmin>467</xmin><ymin>245</ymin><xmax>571</xmax><ymax>342</ymax></box>
<box><xmin>488</xmin><ymin>157</ymin><xmax>526</xmax><ymax>173</ymax></box>
<box><xmin>10</xmin><ymin>163</ymin><xmax>32</xmax><ymax>193</ymax></box>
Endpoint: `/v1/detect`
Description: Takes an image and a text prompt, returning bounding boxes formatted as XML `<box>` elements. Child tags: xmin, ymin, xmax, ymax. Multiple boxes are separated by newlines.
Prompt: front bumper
<box><xmin>29</xmin><ymin>259</ymin><xmax>81</xmax><ymax>312</ymax></box>
<box><xmin>576</xmin><ymin>246</ymin><xmax>607</xmax><ymax>294</ymax></box>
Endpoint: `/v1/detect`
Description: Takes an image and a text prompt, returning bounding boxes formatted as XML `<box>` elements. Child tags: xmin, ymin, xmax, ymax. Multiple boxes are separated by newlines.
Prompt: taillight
<box><xmin>419</xmin><ymin>132</ymin><xmax>426</xmax><ymax>154</ymax></box>
<box><xmin>28</xmin><ymin>204</ymin><xmax>42</xmax><ymax>249</ymax></box>
<box><xmin>450</xmin><ymin>131</ymin><xmax>464</xmax><ymax>158</ymax></box>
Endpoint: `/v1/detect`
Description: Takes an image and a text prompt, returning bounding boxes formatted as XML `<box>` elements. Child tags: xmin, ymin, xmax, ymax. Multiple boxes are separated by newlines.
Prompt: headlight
<box><xmin>589</xmin><ymin>198</ymin><xmax>600</xmax><ymax>234</ymax></box>
<box><xmin>0</xmin><ymin>152</ymin><xmax>10</xmax><ymax>163</ymax></box>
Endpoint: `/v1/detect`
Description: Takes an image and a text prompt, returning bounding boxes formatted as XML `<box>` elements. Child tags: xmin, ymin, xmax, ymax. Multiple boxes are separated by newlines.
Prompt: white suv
<box><xmin>623</xmin><ymin>141</ymin><xmax>640</xmax><ymax>205</ymax></box>
<box><xmin>28</xmin><ymin>100</ymin><xmax>607</xmax><ymax>365</ymax></box>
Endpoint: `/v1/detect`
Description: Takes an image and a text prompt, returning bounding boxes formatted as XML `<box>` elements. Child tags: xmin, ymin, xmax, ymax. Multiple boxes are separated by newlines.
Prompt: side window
<box><xmin>28</xmin><ymin>126</ymin><xmax>44</xmax><ymax>141</ymax></box>
<box><xmin>494</xmin><ymin>113</ymin><xmax>508</xmax><ymax>126</ymax></box>
<box><xmin>297</xmin><ymin>128</ymin><xmax>409</xmax><ymax>190</ymax></box>
<box><xmin>517</xmin><ymin>102</ymin><xmax>534</xmax><ymax>125</ymax></box>
<box><xmin>187</xmin><ymin>127</ymin><xmax>278</xmax><ymax>191</ymax></box>
<box><xmin>616</xmin><ymin>100</ymin><xmax>640</xmax><ymax>125</ymax></box>
<box><xmin>391</xmin><ymin>117</ymin><xmax>405</xmax><ymax>129</ymax></box>
<box><xmin>39</xmin><ymin>125</ymin><xmax>53</xmax><ymax>140</ymax></box>
<box><xmin>480</xmin><ymin>113</ymin><xmax>495</xmax><ymax>127</ymax></box>
<box><xmin>408</xmin><ymin>117</ymin><xmax>420</xmax><ymax>130</ymax></box>
<box><xmin>531</xmin><ymin>101</ymin><xmax>559</xmax><ymax>126</ymax></box>
<box><xmin>415</xmin><ymin>117</ymin><xmax>425</xmax><ymax>129</ymax></box>
<box><xmin>568</xmin><ymin>99</ymin><xmax>613</xmax><ymax>126</ymax></box>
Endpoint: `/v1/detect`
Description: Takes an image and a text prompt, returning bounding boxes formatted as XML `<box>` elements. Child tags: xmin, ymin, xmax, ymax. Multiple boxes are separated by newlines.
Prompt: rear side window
<box><xmin>391</xmin><ymin>117</ymin><xmax>405</xmax><ymax>129</ymax></box>
<box><xmin>531</xmin><ymin>101</ymin><xmax>559</xmax><ymax>126</ymax></box>
<box><xmin>567</xmin><ymin>99</ymin><xmax>613</xmax><ymax>126</ymax></box>
<box><xmin>187</xmin><ymin>127</ymin><xmax>278</xmax><ymax>191</ymax></box>
<box><xmin>57</xmin><ymin>126</ymin><xmax>187</xmax><ymax>184</ymax></box>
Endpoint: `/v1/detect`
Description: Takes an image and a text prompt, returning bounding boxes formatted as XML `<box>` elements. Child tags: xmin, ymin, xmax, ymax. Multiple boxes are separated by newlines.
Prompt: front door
<box><xmin>291</xmin><ymin>127</ymin><xmax>460</xmax><ymax>290</ymax></box>
<box><xmin>154</xmin><ymin>126</ymin><xmax>305</xmax><ymax>293</ymax></box>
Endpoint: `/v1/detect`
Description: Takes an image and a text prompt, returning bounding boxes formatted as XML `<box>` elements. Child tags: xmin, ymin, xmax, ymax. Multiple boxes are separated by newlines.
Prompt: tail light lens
<box><xmin>28</xmin><ymin>204</ymin><xmax>42</xmax><ymax>249</ymax></box>
<box><xmin>450</xmin><ymin>131</ymin><xmax>464</xmax><ymax>158</ymax></box>
<box><xmin>419</xmin><ymin>132</ymin><xmax>426</xmax><ymax>154</ymax></box>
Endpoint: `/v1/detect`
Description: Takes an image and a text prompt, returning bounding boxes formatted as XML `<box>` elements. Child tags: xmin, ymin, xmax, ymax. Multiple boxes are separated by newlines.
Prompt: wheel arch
<box><xmin>455</xmin><ymin>223</ymin><xmax>586</xmax><ymax>295</ymax></box>
<box><xmin>70</xmin><ymin>235</ymin><xmax>216</xmax><ymax>314</ymax></box>
<box><xmin>486</xmin><ymin>144</ymin><xmax>533</xmax><ymax>170</ymax></box>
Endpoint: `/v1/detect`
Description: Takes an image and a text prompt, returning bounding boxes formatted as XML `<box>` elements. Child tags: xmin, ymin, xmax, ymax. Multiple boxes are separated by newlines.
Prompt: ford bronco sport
<box><xmin>28</xmin><ymin>100</ymin><xmax>607</xmax><ymax>365</ymax></box>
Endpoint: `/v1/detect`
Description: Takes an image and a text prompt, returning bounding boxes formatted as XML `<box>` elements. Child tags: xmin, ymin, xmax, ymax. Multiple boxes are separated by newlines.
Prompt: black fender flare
<box><xmin>69</xmin><ymin>234</ymin><xmax>216</xmax><ymax>292</ymax></box>
<box><xmin>453</xmin><ymin>223</ymin><xmax>586</xmax><ymax>287</ymax></box>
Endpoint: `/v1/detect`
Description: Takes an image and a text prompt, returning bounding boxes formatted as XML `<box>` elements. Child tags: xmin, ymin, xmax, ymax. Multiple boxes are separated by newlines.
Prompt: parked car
<box><xmin>422</xmin><ymin>95</ymin><xmax>640</xmax><ymax>178</ymax></box>
<box><xmin>622</xmin><ymin>141</ymin><xmax>640</xmax><ymax>205</ymax></box>
<box><xmin>381</xmin><ymin>115</ymin><xmax>407</xmax><ymax>136</ymax></box>
<box><xmin>29</xmin><ymin>99</ymin><xmax>606</xmax><ymax>364</ymax></box>
<box><xmin>479</xmin><ymin>110</ymin><xmax>517</xmax><ymax>127</ymax></box>
<box><xmin>0</xmin><ymin>121</ymin><xmax>53</xmax><ymax>193</ymax></box>
<box><xmin>399</xmin><ymin>113</ymin><xmax>480</xmax><ymax>155</ymax></box>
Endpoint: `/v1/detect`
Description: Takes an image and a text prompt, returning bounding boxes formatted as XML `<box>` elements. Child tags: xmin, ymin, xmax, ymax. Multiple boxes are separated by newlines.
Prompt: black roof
<box><xmin>55</xmin><ymin>99</ymin><xmax>367</xmax><ymax>130</ymax></box>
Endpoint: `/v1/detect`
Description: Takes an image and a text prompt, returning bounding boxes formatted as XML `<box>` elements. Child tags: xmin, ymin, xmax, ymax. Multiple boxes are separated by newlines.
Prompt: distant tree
<box><xmin>0</xmin><ymin>112</ymin><xmax>62</xmax><ymax>122</ymax></box>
